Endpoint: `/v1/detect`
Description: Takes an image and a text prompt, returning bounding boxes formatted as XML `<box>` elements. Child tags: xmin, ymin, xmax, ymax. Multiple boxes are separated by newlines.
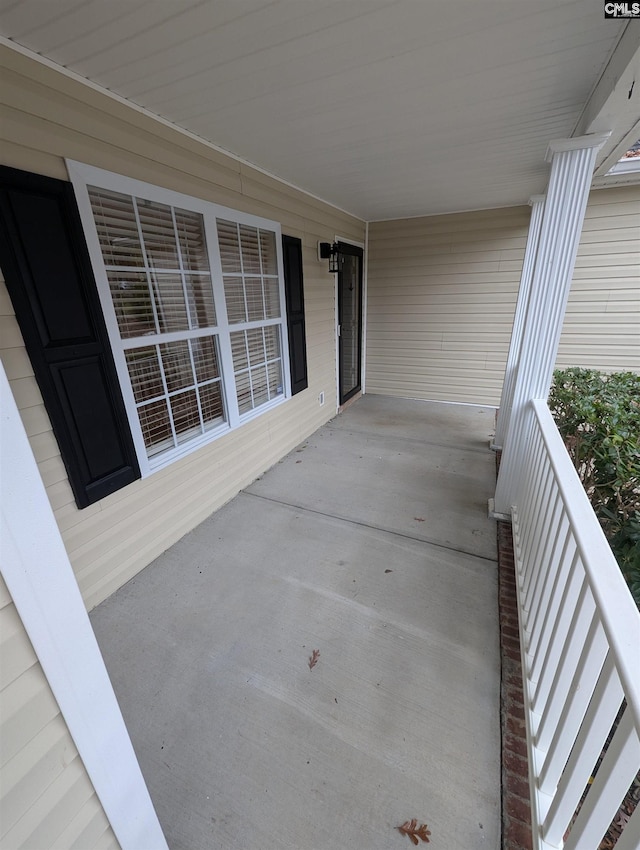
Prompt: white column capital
<box><xmin>529</xmin><ymin>194</ymin><xmax>546</xmax><ymax>206</ymax></box>
<box><xmin>545</xmin><ymin>132</ymin><xmax>611</xmax><ymax>161</ymax></box>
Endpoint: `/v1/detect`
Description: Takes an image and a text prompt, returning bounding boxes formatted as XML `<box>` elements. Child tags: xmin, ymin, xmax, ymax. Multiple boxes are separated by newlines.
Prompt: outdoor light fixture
<box><xmin>319</xmin><ymin>241</ymin><xmax>340</xmax><ymax>273</ymax></box>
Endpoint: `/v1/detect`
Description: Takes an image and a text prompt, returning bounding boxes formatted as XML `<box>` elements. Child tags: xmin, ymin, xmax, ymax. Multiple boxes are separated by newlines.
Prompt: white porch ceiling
<box><xmin>0</xmin><ymin>0</ymin><xmax>633</xmax><ymax>220</ymax></box>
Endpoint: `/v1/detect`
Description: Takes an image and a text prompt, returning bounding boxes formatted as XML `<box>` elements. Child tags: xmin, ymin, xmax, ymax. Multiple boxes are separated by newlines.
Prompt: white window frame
<box><xmin>67</xmin><ymin>160</ymin><xmax>291</xmax><ymax>476</ymax></box>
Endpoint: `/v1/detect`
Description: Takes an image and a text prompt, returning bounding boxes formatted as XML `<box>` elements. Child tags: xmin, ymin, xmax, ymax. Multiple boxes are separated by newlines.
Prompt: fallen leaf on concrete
<box><xmin>396</xmin><ymin>819</ymin><xmax>431</xmax><ymax>845</ymax></box>
<box><xmin>385</xmin><ymin>569</ymin><xmax>393</xmax><ymax>573</ymax></box>
<box><xmin>308</xmin><ymin>649</ymin><xmax>320</xmax><ymax>670</ymax></box>
<box><xmin>413</xmin><ymin>517</ymin><xmax>425</xmax><ymax>522</ymax></box>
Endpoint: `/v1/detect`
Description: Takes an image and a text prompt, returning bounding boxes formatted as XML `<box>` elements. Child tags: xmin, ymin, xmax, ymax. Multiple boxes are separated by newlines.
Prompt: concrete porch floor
<box><xmin>90</xmin><ymin>395</ymin><xmax>501</xmax><ymax>850</ymax></box>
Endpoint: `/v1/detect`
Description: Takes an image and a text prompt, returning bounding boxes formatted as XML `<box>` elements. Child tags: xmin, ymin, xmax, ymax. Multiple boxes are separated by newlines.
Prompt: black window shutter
<box><xmin>0</xmin><ymin>166</ymin><xmax>140</xmax><ymax>508</ymax></box>
<box><xmin>281</xmin><ymin>235</ymin><xmax>308</xmax><ymax>395</ymax></box>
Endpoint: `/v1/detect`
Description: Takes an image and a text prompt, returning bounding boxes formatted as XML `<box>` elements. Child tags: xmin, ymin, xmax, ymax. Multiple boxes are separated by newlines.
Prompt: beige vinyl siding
<box><xmin>557</xmin><ymin>186</ymin><xmax>640</xmax><ymax>373</ymax></box>
<box><xmin>0</xmin><ymin>44</ymin><xmax>364</xmax><ymax>611</ymax></box>
<box><xmin>366</xmin><ymin>187</ymin><xmax>640</xmax><ymax>406</ymax></box>
<box><xmin>366</xmin><ymin>207</ymin><xmax>530</xmax><ymax>405</ymax></box>
<box><xmin>0</xmin><ymin>576</ymin><xmax>120</xmax><ymax>850</ymax></box>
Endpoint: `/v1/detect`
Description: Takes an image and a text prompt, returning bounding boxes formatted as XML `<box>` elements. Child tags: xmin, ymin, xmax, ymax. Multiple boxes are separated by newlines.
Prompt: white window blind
<box><xmin>70</xmin><ymin>164</ymin><xmax>290</xmax><ymax>475</ymax></box>
<box><xmin>217</xmin><ymin>219</ymin><xmax>283</xmax><ymax>414</ymax></box>
<box><xmin>89</xmin><ymin>187</ymin><xmax>225</xmax><ymax>462</ymax></box>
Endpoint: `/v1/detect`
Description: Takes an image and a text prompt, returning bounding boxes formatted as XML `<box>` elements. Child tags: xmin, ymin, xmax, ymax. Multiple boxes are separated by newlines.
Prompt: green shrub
<box><xmin>548</xmin><ymin>368</ymin><xmax>640</xmax><ymax>607</ymax></box>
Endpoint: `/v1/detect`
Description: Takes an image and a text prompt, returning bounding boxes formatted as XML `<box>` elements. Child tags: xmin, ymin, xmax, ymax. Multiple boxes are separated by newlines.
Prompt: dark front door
<box><xmin>337</xmin><ymin>242</ymin><xmax>363</xmax><ymax>405</ymax></box>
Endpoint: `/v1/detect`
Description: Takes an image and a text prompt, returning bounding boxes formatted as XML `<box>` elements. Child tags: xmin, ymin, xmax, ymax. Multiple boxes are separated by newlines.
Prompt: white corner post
<box><xmin>492</xmin><ymin>195</ymin><xmax>545</xmax><ymax>451</ymax></box>
<box><xmin>493</xmin><ymin>133</ymin><xmax>609</xmax><ymax>518</ymax></box>
<box><xmin>0</xmin><ymin>362</ymin><xmax>169</xmax><ymax>850</ymax></box>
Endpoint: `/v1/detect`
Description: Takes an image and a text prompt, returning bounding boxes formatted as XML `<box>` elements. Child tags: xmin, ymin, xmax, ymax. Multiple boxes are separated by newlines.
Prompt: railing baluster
<box><xmin>520</xmin><ymin>437</ymin><xmax>545</xmax><ymax>574</ymax></box>
<box><xmin>538</xmin><ymin>616</ymin><xmax>608</xmax><ymax>793</ymax></box>
<box><xmin>508</xmin><ymin>399</ymin><xmax>640</xmax><ymax>850</ymax></box>
<box><xmin>527</xmin><ymin>515</ymin><xmax>570</xmax><ymax>660</ymax></box>
<box><xmin>535</xmin><ymin>580</ymin><xmax>594</xmax><ymax>751</ymax></box>
<box><xmin>531</xmin><ymin>550</ymin><xmax>580</xmax><ymax>707</ymax></box>
<box><xmin>541</xmin><ymin>653</ymin><xmax>623</xmax><ymax>845</ymax></box>
<box><xmin>562</xmin><ymin>706</ymin><xmax>640</xmax><ymax>850</ymax></box>
<box><xmin>525</xmin><ymin>491</ymin><xmax>563</xmax><ymax>631</ymax></box>
<box><xmin>612</xmin><ymin>805</ymin><xmax>640</xmax><ymax>850</ymax></box>
<box><xmin>524</xmin><ymin>461</ymin><xmax>554</xmax><ymax>601</ymax></box>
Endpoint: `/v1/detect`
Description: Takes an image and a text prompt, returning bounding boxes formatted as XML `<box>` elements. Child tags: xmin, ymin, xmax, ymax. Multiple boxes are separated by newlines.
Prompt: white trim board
<box><xmin>0</xmin><ymin>362</ymin><xmax>168</xmax><ymax>850</ymax></box>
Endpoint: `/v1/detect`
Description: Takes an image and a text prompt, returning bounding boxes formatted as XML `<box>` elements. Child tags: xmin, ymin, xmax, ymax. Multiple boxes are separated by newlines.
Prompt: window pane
<box><xmin>89</xmin><ymin>188</ymin><xmax>144</xmax><ymax>268</ymax></box>
<box><xmin>175</xmin><ymin>208</ymin><xmax>210</xmax><ymax>273</ymax></box>
<box><xmin>230</xmin><ymin>331</ymin><xmax>248</xmax><ymax>370</ymax></box>
<box><xmin>217</xmin><ymin>219</ymin><xmax>241</xmax><ymax>273</ymax></box>
<box><xmin>170</xmin><ymin>390</ymin><xmax>202</xmax><ymax>443</ymax></box>
<box><xmin>125</xmin><ymin>347</ymin><xmax>163</xmax><ymax>403</ymax></box>
<box><xmin>190</xmin><ymin>336</ymin><xmax>219</xmax><ymax>384</ymax></box>
<box><xmin>239</xmin><ymin>225</ymin><xmax>261</xmax><ymax>273</ymax></box>
<box><xmin>259</xmin><ymin>231</ymin><xmax>277</xmax><ymax>275</ymax></box>
<box><xmin>152</xmin><ymin>273</ymin><xmax>189</xmax><ymax>332</ymax></box>
<box><xmin>250</xmin><ymin>365</ymin><xmax>269</xmax><ymax>408</ymax></box>
<box><xmin>186</xmin><ymin>274</ymin><xmax>216</xmax><ymax>328</ymax></box>
<box><xmin>264</xmin><ymin>325</ymin><xmax>280</xmax><ymax>361</ymax></box>
<box><xmin>224</xmin><ymin>277</ymin><xmax>246</xmax><ymax>323</ymax></box>
<box><xmin>137</xmin><ymin>199</ymin><xmax>179</xmax><ymax>269</ymax></box>
<box><xmin>138</xmin><ymin>399</ymin><xmax>173</xmax><ymax>457</ymax></box>
<box><xmin>235</xmin><ymin>370</ymin><xmax>252</xmax><ymax>414</ymax></box>
<box><xmin>160</xmin><ymin>341</ymin><xmax>193</xmax><ymax>392</ymax></box>
<box><xmin>246</xmin><ymin>328</ymin><xmax>265</xmax><ymax>366</ymax></box>
<box><xmin>264</xmin><ymin>279</ymin><xmax>280</xmax><ymax>319</ymax></box>
<box><xmin>245</xmin><ymin>278</ymin><xmax>264</xmax><ymax>322</ymax></box>
<box><xmin>107</xmin><ymin>271</ymin><xmax>156</xmax><ymax>338</ymax></box>
<box><xmin>199</xmin><ymin>382</ymin><xmax>224</xmax><ymax>428</ymax></box>
<box><xmin>267</xmin><ymin>361</ymin><xmax>283</xmax><ymax>398</ymax></box>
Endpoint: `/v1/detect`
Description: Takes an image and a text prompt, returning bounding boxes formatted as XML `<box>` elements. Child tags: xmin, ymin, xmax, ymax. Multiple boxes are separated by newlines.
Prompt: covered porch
<box><xmin>90</xmin><ymin>394</ymin><xmax>501</xmax><ymax>850</ymax></box>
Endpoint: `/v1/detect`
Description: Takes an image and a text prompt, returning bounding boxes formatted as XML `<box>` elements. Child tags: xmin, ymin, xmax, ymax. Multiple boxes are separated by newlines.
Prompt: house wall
<box><xmin>366</xmin><ymin>186</ymin><xmax>640</xmax><ymax>406</ymax></box>
<box><xmin>366</xmin><ymin>206</ymin><xmax>531</xmax><ymax>405</ymax></box>
<box><xmin>556</xmin><ymin>185</ymin><xmax>640</xmax><ymax>373</ymax></box>
<box><xmin>0</xmin><ymin>574</ymin><xmax>120</xmax><ymax>849</ymax></box>
<box><xmin>0</xmin><ymin>45</ymin><xmax>365</xmax><ymax>612</ymax></box>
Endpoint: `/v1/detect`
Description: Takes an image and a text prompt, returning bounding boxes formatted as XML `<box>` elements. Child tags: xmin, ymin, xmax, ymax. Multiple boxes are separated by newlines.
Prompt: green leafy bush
<box><xmin>548</xmin><ymin>368</ymin><xmax>640</xmax><ymax>607</ymax></box>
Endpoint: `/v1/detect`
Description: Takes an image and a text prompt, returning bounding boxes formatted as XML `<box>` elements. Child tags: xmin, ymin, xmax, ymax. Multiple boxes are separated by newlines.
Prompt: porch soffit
<box><xmin>0</xmin><ymin>1</ymin><xmax>636</xmax><ymax>220</ymax></box>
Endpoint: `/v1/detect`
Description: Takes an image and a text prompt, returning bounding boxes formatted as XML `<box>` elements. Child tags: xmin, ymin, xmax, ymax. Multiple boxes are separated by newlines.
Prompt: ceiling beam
<box><xmin>573</xmin><ymin>22</ymin><xmax>640</xmax><ymax>176</ymax></box>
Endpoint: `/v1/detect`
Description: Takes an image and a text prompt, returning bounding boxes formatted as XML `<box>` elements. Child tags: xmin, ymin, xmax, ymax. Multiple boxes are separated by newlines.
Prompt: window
<box><xmin>69</xmin><ymin>162</ymin><xmax>291</xmax><ymax>475</ymax></box>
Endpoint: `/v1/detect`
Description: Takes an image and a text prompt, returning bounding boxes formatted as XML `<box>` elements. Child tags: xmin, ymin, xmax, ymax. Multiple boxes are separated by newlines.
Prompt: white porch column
<box><xmin>493</xmin><ymin>133</ymin><xmax>609</xmax><ymax>517</ymax></box>
<box><xmin>492</xmin><ymin>195</ymin><xmax>545</xmax><ymax>451</ymax></box>
<box><xmin>0</xmin><ymin>362</ymin><xmax>169</xmax><ymax>850</ymax></box>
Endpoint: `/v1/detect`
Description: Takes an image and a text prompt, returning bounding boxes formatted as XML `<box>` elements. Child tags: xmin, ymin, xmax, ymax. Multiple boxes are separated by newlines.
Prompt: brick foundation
<box><xmin>498</xmin><ymin>519</ymin><xmax>534</xmax><ymax>850</ymax></box>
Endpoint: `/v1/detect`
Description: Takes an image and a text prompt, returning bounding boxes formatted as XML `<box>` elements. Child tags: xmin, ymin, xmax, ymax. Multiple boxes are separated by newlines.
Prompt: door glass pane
<box><xmin>339</xmin><ymin>252</ymin><xmax>361</xmax><ymax>402</ymax></box>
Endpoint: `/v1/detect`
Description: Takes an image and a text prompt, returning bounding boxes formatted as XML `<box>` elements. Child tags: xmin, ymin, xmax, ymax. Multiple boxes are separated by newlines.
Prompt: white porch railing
<box><xmin>510</xmin><ymin>398</ymin><xmax>640</xmax><ymax>850</ymax></box>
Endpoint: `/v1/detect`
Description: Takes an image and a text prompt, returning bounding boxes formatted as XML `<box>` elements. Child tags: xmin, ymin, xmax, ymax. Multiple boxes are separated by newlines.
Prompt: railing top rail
<box><xmin>529</xmin><ymin>398</ymin><xmax>640</xmax><ymax>733</ymax></box>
